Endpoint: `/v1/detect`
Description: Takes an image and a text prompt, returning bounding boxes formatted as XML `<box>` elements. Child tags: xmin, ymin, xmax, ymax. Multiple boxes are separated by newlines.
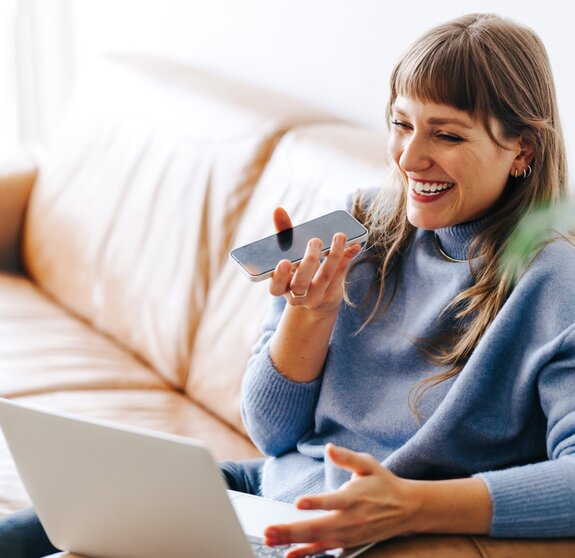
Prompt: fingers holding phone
<box><xmin>229</xmin><ymin>209</ymin><xmax>367</xmax><ymax>305</ymax></box>
<box><xmin>287</xmin><ymin>233</ymin><xmax>349</xmax><ymax>306</ymax></box>
<box><xmin>268</xmin><ymin>208</ymin><xmax>354</xmax><ymax>307</ymax></box>
<box><xmin>271</xmin><ymin>231</ymin><xmax>362</xmax><ymax>313</ymax></box>
<box><xmin>268</xmin><ymin>228</ymin><xmax>325</xmax><ymax>301</ymax></box>
<box><xmin>286</xmin><ymin>236</ymin><xmax>325</xmax><ymax>300</ymax></box>
<box><xmin>310</xmin><ymin>234</ymin><xmax>363</xmax><ymax>304</ymax></box>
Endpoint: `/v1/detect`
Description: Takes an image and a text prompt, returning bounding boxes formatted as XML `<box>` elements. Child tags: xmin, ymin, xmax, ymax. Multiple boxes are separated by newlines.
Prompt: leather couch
<box><xmin>1</xmin><ymin>54</ymin><xmax>573</xmax><ymax>557</ymax></box>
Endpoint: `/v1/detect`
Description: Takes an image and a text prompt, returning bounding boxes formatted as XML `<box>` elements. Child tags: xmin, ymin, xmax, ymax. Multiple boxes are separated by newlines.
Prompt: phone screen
<box><xmin>229</xmin><ymin>210</ymin><xmax>368</xmax><ymax>281</ymax></box>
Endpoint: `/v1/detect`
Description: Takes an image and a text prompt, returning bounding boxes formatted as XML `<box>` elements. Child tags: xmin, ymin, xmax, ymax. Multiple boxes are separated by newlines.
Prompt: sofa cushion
<box><xmin>0</xmin><ymin>154</ymin><xmax>37</xmax><ymax>273</ymax></box>
<box><xmin>22</xmin><ymin>54</ymin><xmax>335</xmax><ymax>389</ymax></box>
<box><xmin>368</xmin><ymin>534</ymin><xmax>575</xmax><ymax>557</ymax></box>
<box><xmin>185</xmin><ymin>123</ymin><xmax>390</xmax><ymax>432</ymax></box>
<box><xmin>0</xmin><ymin>273</ymin><xmax>168</xmax><ymax>398</ymax></box>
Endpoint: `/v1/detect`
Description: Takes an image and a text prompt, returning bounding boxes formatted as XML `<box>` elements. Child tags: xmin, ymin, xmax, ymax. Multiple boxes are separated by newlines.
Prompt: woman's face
<box><xmin>388</xmin><ymin>96</ymin><xmax>522</xmax><ymax>230</ymax></box>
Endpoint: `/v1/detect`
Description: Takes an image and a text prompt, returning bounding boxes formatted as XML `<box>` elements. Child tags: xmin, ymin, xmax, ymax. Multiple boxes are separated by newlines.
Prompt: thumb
<box><xmin>326</xmin><ymin>443</ymin><xmax>380</xmax><ymax>477</ymax></box>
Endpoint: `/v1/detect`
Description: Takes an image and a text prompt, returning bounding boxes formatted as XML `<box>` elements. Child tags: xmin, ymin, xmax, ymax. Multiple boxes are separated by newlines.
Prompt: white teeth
<box><xmin>409</xmin><ymin>180</ymin><xmax>454</xmax><ymax>196</ymax></box>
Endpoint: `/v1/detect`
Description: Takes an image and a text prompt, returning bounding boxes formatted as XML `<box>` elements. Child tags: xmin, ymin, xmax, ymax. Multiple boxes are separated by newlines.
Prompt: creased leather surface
<box><xmin>365</xmin><ymin>534</ymin><xmax>575</xmax><ymax>557</ymax></box>
<box><xmin>366</xmin><ymin>535</ymin><xmax>482</xmax><ymax>557</ymax></box>
<box><xmin>187</xmin><ymin>123</ymin><xmax>390</xmax><ymax>432</ymax></box>
<box><xmin>0</xmin><ymin>154</ymin><xmax>37</xmax><ymax>273</ymax></box>
<box><xmin>22</xmin><ymin>55</ymin><xmax>335</xmax><ymax>389</ymax></box>
<box><xmin>0</xmin><ymin>273</ymin><xmax>169</xmax><ymax>398</ymax></box>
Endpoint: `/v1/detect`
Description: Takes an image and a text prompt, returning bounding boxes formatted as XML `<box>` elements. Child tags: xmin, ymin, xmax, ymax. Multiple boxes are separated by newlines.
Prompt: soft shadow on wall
<box><xmin>12</xmin><ymin>0</ymin><xmax>575</xmax><ymax>191</ymax></box>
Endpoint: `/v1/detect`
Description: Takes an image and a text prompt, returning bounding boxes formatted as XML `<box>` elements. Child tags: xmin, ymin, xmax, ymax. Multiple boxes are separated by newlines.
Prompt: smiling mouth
<box><xmin>409</xmin><ymin>179</ymin><xmax>455</xmax><ymax>196</ymax></box>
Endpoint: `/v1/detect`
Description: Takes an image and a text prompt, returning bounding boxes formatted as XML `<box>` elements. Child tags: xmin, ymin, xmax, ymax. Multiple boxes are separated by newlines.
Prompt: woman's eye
<box><xmin>391</xmin><ymin>120</ymin><xmax>410</xmax><ymax>130</ymax></box>
<box><xmin>438</xmin><ymin>133</ymin><xmax>463</xmax><ymax>143</ymax></box>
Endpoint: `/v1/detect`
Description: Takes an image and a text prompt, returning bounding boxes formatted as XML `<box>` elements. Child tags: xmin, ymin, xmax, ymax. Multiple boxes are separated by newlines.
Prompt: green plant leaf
<box><xmin>501</xmin><ymin>201</ymin><xmax>575</xmax><ymax>283</ymax></box>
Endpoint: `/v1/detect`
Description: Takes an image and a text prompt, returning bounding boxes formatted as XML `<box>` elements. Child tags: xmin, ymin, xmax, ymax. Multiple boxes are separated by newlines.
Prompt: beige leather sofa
<box><xmin>1</xmin><ymin>54</ymin><xmax>574</xmax><ymax>557</ymax></box>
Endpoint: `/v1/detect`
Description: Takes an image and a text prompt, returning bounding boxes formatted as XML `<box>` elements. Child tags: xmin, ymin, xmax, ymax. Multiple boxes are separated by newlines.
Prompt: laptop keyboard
<box><xmin>248</xmin><ymin>536</ymin><xmax>333</xmax><ymax>557</ymax></box>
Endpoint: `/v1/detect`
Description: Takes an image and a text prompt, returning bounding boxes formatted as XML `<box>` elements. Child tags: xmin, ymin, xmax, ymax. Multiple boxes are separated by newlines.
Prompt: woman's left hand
<box><xmin>263</xmin><ymin>444</ymin><xmax>418</xmax><ymax>557</ymax></box>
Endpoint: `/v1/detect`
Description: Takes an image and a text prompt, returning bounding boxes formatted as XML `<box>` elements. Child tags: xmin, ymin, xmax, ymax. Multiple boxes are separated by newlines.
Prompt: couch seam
<box><xmin>469</xmin><ymin>536</ymin><xmax>489</xmax><ymax>558</ymax></box>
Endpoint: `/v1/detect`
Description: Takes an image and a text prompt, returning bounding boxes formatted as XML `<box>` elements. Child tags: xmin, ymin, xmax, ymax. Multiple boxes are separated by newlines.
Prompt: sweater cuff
<box><xmin>475</xmin><ymin>457</ymin><xmax>575</xmax><ymax>538</ymax></box>
<box><xmin>243</xmin><ymin>345</ymin><xmax>322</xmax><ymax>433</ymax></box>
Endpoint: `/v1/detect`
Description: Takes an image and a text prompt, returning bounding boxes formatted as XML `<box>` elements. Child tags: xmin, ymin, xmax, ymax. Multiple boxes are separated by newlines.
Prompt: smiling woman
<box><xmin>249</xmin><ymin>13</ymin><xmax>574</xmax><ymax>556</ymax></box>
<box><xmin>388</xmin><ymin>97</ymin><xmax>527</xmax><ymax>230</ymax></box>
<box><xmin>1</xmin><ymin>11</ymin><xmax>574</xmax><ymax>558</ymax></box>
<box><xmin>349</xmin><ymin>12</ymin><xmax>569</xmax><ymax>409</ymax></box>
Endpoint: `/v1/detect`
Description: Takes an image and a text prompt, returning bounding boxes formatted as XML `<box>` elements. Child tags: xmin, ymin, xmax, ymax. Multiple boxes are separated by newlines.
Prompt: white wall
<box><xmin>0</xmin><ymin>0</ymin><xmax>18</xmax><ymax>153</ymax></box>
<box><xmin>61</xmin><ymin>0</ymin><xmax>575</xmax><ymax>183</ymax></box>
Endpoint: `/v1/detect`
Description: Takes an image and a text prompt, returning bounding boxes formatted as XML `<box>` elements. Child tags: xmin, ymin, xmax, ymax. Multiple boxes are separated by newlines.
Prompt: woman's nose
<box><xmin>398</xmin><ymin>135</ymin><xmax>432</xmax><ymax>173</ymax></box>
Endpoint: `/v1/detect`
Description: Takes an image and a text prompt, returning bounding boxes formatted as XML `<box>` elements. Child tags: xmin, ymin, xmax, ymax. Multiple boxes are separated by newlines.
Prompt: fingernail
<box><xmin>298</xmin><ymin>499</ymin><xmax>311</xmax><ymax>509</ymax></box>
<box><xmin>265</xmin><ymin>531</ymin><xmax>282</xmax><ymax>546</ymax></box>
<box><xmin>265</xmin><ymin>528</ymin><xmax>278</xmax><ymax>540</ymax></box>
<box><xmin>328</xmin><ymin>443</ymin><xmax>344</xmax><ymax>458</ymax></box>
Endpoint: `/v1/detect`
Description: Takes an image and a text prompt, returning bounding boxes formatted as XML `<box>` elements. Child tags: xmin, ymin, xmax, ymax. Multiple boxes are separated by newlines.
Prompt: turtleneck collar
<box><xmin>433</xmin><ymin>215</ymin><xmax>491</xmax><ymax>261</ymax></box>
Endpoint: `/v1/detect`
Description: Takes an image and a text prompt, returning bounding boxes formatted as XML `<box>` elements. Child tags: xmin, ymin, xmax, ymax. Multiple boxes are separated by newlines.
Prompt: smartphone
<box><xmin>229</xmin><ymin>210</ymin><xmax>368</xmax><ymax>282</ymax></box>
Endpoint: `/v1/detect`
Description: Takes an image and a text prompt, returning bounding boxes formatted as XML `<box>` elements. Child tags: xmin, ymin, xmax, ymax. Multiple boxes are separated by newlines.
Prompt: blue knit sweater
<box><xmin>241</xmin><ymin>218</ymin><xmax>575</xmax><ymax>538</ymax></box>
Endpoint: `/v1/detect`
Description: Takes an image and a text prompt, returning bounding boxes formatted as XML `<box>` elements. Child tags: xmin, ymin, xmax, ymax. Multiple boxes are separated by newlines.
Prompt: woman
<box><xmin>242</xmin><ymin>11</ymin><xmax>574</xmax><ymax>557</ymax></box>
<box><xmin>1</xmin><ymin>12</ymin><xmax>574</xmax><ymax>558</ymax></box>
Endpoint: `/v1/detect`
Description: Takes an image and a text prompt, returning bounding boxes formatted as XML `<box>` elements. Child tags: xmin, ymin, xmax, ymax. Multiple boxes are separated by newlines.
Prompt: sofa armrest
<box><xmin>0</xmin><ymin>153</ymin><xmax>38</xmax><ymax>273</ymax></box>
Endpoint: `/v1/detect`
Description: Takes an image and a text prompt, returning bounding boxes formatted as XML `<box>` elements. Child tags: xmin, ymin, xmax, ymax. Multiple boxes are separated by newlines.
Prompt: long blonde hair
<box><xmin>350</xmin><ymin>13</ymin><xmax>568</xmax><ymax>413</ymax></box>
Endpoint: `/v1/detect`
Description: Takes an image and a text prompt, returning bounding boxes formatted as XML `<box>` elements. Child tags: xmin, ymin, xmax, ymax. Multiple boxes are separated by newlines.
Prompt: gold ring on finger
<box><xmin>289</xmin><ymin>288</ymin><xmax>308</xmax><ymax>300</ymax></box>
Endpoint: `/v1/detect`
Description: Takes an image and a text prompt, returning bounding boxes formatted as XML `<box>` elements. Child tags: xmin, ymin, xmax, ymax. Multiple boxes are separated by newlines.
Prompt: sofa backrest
<box><xmin>22</xmin><ymin>54</ymin><xmax>335</xmax><ymax>388</ymax></box>
<box><xmin>186</xmin><ymin>123</ymin><xmax>390</xmax><ymax>434</ymax></box>
<box><xmin>0</xmin><ymin>154</ymin><xmax>37</xmax><ymax>273</ymax></box>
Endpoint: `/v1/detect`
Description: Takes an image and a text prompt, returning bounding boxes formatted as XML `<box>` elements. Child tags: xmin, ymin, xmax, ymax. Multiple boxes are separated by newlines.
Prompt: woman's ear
<box><xmin>514</xmin><ymin>142</ymin><xmax>535</xmax><ymax>167</ymax></box>
<box><xmin>510</xmin><ymin>136</ymin><xmax>536</xmax><ymax>178</ymax></box>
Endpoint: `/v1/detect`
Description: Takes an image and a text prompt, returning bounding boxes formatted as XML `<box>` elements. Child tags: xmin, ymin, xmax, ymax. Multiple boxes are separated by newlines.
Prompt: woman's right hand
<box><xmin>268</xmin><ymin>207</ymin><xmax>362</xmax><ymax>317</ymax></box>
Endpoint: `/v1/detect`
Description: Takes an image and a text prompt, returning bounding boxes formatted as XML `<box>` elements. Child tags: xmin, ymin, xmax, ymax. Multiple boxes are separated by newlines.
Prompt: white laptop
<box><xmin>0</xmin><ymin>398</ymin><xmax>374</xmax><ymax>558</ymax></box>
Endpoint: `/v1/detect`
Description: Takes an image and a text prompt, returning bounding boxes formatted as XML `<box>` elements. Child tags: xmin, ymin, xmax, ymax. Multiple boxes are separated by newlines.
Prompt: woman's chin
<box><xmin>406</xmin><ymin>212</ymin><xmax>449</xmax><ymax>231</ymax></box>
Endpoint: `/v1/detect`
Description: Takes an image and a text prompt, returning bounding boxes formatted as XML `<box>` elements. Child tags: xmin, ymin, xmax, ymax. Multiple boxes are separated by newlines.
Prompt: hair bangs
<box><xmin>390</xmin><ymin>29</ymin><xmax>487</xmax><ymax>117</ymax></box>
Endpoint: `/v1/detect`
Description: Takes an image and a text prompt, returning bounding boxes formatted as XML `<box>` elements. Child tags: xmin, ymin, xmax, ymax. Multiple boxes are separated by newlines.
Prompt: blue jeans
<box><xmin>0</xmin><ymin>458</ymin><xmax>264</xmax><ymax>558</ymax></box>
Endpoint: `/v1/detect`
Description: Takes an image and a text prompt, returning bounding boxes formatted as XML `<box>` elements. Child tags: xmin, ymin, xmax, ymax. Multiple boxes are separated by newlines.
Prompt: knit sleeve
<box><xmin>475</xmin><ymin>326</ymin><xmax>575</xmax><ymax>537</ymax></box>
<box><xmin>240</xmin><ymin>296</ymin><xmax>322</xmax><ymax>457</ymax></box>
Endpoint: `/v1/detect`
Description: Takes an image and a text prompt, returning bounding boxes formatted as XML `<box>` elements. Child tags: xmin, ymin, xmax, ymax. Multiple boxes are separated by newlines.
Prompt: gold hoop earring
<box><xmin>514</xmin><ymin>168</ymin><xmax>518</xmax><ymax>179</ymax></box>
<box><xmin>523</xmin><ymin>165</ymin><xmax>532</xmax><ymax>179</ymax></box>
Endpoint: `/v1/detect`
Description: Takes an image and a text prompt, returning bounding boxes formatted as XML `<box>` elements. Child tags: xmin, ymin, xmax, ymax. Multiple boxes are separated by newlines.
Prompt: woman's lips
<box><xmin>408</xmin><ymin>179</ymin><xmax>455</xmax><ymax>202</ymax></box>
